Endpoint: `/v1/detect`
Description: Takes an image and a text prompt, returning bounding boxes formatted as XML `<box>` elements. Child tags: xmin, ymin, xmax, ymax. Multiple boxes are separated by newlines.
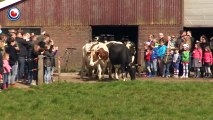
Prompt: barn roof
<box><xmin>0</xmin><ymin>0</ymin><xmax>23</xmax><ymax>9</ymax></box>
<box><xmin>0</xmin><ymin>0</ymin><xmax>183</xmax><ymax>27</ymax></box>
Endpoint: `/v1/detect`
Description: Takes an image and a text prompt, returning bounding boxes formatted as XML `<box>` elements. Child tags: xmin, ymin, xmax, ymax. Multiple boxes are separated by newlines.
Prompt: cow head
<box><xmin>127</xmin><ymin>63</ymin><xmax>136</xmax><ymax>80</ymax></box>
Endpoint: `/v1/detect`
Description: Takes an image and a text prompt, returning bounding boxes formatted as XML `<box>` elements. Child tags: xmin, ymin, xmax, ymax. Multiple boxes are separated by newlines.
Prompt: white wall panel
<box><xmin>184</xmin><ymin>0</ymin><xmax>213</xmax><ymax>27</ymax></box>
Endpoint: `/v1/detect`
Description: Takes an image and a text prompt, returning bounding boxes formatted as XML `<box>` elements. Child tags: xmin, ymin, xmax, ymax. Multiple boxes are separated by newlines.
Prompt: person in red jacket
<box><xmin>203</xmin><ymin>46</ymin><xmax>212</xmax><ymax>78</ymax></box>
<box><xmin>144</xmin><ymin>45</ymin><xmax>151</xmax><ymax>77</ymax></box>
<box><xmin>192</xmin><ymin>43</ymin><xmax>202</xmax><ymax>78</ymax></box>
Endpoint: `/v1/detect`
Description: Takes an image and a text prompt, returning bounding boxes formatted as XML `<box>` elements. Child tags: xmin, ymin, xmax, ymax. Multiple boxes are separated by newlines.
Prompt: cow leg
<box><xmin>101</xmin><ymin>65</ymin><xmax>106</xmax><ymax>80</ymax></box>
<box><xmin>131</xmin><ymin>56</ymin><xmax>135</xmax><ymax>63</ymax></box>
<box><xmin>121</xmin><ymin>65</ymin><xmax>127</xmax><ymax>81</ymax></box>
<box><xmin>108</xmin><ymin>63</ymin><xmax>113</xmax><ymax>79</ymax></box>
<box><xmin>80</xmin><ymin>60</ymin><xmax>86</xmax><ymax>79</ymax></box>
<box><xmin>114</xmin><ymin>68</ymin><xmax>119</xmax><ymax>80</ymax></box>
<box><xmin>97</xmin><ymin>64</ymin><xmax>102</xmax><ymax>80</ymax></box>
<box><xmin>87</xmin><ymin>67</ymin><xmax>93</xmax><ymax>79</ymax></box>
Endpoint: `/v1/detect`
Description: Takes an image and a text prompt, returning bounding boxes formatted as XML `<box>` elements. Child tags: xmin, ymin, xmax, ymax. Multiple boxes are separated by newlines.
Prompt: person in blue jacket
<box><xmin>150</xmin><ymin>45</ymin><xmax>158</xmax><ymax>76</ymax></box>
<box><xmin>157</xmin><ymin>40</ymin><xmax>167</xmax><ymax>76</ymax></box>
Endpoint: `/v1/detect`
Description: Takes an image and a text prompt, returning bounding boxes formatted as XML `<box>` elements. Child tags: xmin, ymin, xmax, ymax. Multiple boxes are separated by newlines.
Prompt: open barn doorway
<box><xmin>92</xmin><ymin>25</ymin><xmax>138</xmax><ymax>63</ymax></box>
<box><xmin>184</xmin><ymin>27</ymin><xmax>213</xmax><ymax>42</ymax></box>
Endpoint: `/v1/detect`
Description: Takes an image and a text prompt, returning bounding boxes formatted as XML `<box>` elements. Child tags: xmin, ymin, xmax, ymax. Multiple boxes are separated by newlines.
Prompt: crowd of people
<box><xmin>144</xmin><ymin>30</ymin><xmax>213</xmax><ymax>78</ymax></box>
<box><xmin>0</xmin><ymin>26</ymin><xmax>58</xmax><ymax>90</ymax></box>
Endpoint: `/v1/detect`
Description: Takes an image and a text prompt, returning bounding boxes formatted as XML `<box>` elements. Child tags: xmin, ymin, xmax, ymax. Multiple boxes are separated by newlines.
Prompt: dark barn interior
<box><xmin>1</xmin><ymin>27</ymin><xmax>41</xmax><ymax>35</ymax></box>
<box><xmin>184</xmin><ymin>27</ymin><xmax>213</xmax><ymax>42</ymax></box>
<box><xmin>92</xmin><ymin>25</ymin><xmax>138</xmax><ymax>63</ymax></box>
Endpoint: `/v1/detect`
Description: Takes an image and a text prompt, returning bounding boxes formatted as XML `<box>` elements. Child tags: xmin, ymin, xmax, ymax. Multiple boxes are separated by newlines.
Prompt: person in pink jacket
<box><xmin>2</xmin><ymin>53</ymin><xmax>12</xmax><ymax>89</ymax></box>
<box><xmin>192</xmin><ymin>43</ymin><xmax>202</xmax><ymax>78</ymax></box>
<box><xmin>203</xmin><ymin>46</ymin><xmax>212</xmax><ymax>78</ymax></box>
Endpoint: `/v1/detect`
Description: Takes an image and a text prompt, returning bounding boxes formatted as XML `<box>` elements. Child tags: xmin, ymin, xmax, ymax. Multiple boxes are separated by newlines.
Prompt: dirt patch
<box><xmin>7</xmin><ymin>73</ymin><xmax>212</xmax><ymax>89</ymax></box>
<box><xmin>56</xmin><ymin>73</ymin><xmax>213</xmax><ymax>83</ymax></box>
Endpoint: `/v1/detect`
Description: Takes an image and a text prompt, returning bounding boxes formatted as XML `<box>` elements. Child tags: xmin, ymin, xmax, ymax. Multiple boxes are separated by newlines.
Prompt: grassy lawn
<box><xmin>0</xmin><ymin>80</ymin><xmax>213</xmax><ymax>120</ymax></box>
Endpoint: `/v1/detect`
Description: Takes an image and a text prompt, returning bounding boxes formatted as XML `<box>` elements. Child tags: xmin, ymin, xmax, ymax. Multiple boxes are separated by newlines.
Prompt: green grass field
<box><xmin>0</xmin><ymin>80</ymin><xmax>213</xmax><ymax>120</ymax></box>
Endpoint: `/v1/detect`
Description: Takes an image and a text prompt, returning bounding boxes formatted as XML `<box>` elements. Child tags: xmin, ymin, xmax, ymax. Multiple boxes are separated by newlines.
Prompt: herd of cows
<box><xmin>80</xmin><ymin>38</ymin><xmax>137</xmax><ymax>81</ymax></box>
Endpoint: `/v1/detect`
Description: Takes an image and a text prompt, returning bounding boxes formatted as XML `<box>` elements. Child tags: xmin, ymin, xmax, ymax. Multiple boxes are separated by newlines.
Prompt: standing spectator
<box><xmin>43</xmin><ymin>46</ymin><xmax>54</xmax><ymax>84</ymax></box>
<box><xmin>158</xmin><ymin>33</ymin><xmax>166</xmax><ymax>45</ymax></box>
<box><xmin>8</xmin><ymin>29</ymin><xmax>17</xmax><ymax>39</ymax></box>
<box><xmin>203</xmin><ymin>46</ymin><xmax>212</xmax><ymax>78</ymax></box>
<box><xmin>5</xmin><ymin>38</ymin><xmax>19</xmax><ymax>87</ymax></box>
<box><xmin>16</xmin><ymin>32</ymin><xmax>29</xmax><ymax>80</ymax></box>
<box><xmin>38</xmin><ymin>33</ymin><xmax>51</xmax><ymax>50</ymax></box>
<box><xmin>176</xmin><ymin>30</ymin><xmax>186</xmax><ymax>50</ymax></box>
<box><xmin>0</xmin><ymin>37</ymin><xmax>6</xmax><ymax>54</ymax></box>
<box><xmin>167</xmin><ymin>35</ymin><xmax>176</xmax><ymax>50</ymax></box>
<box><xmin>145</xmin><ymin>34</ymin><xmax>154</xmax><ymax>46</ymax></box>
<box><xmin>49</xmin><ymin>40</ymin><xmax>58</xmax><ymax>80</ymax></box>
<box><xmin>173</xmin><ymin>49</ymin><xmax>181</xmax><ymax>78</ymax></box>
<box><xmin>179</xmin><ymin>35</ymin><xmax>192</xmax><ymax>52</ymax></box>
<box><xmin>150</xmin><ymin>44</ymin><xmax>158</xmax><ymax>77</ymax></box>
<box><xmin>184</xmin><ymin>35</ymin><xmax>192</xmax><ymax>76</ymax></box>
<box><xmin>181</xmin><ymin>44</ymin><xmax>190</xmax><ymax>78</ymax></box>
<box><xmin>150</xmin><ymin>38</ymin><xmax>159</xmax><ymax>48</ymax></box>
<box><xmin>200</xmin><ymin>35</ymin><xmax>209</xmax><ymax>77</ymax></box>
<box><xmin>0</xmin><ymin>40</ymin><xmax>3</xmax><ymax>84</ymax></box>
<box><xmin>31</xmin><ymin>36</ymin><xmax>41</xmax><ymax>84</ymax></box>
<box><xmin>210</xmin><ymin>37</ymin><xmax>213</xmax><ymax>77</ymax></box>
<box><xmin>144</xmin><ymin>45</ymin><xmax>152</xmax><ymax>77</ymax></box>
<box><xmin>0</xmin><ymin>24</ymin><xmax>2</xmax><ymax>34</ymax></box>
<box><xmin>210</xmin><ymin>37</ymin><xmax>213</xmax><ymax>52</ymax></box>
<box><xmin>27</xmin><ymin>35</ymin><xmax>37</xmax><ymax>85</ymax></box>
<box><xmin>192</xmin><ymin>43</ymin><xmax>202</xmax><ymax>78</ymax></box>
<box><xmin>157</xmin><ymin>40</ymin><xmax>167</xmax><ymax>76</ymax></box>
<box><xmin>162</xmin><ymin>49</ymin><xmax>173</xmax><ymax>78</ymax></box>
<box><xmin>187</xmin><ymin>31</ymin><xmax>195</xmax><ymax>52</ymax></box>
<box><xmin>0</xmin><ymin>33</ymin><xmax>8</xmax><ymax>43</ymax></box>
<box><xmin>2</xmin><ymin>53</ymin><xmax>11</xmax><ymax>89</ymax></box>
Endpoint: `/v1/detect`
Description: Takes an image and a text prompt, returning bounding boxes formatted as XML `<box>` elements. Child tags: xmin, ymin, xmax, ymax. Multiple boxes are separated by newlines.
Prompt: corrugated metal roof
<box><xmin>0</xmin><ymin>0</ymin><xmax>183</xmax><ymax>26</ymax></box>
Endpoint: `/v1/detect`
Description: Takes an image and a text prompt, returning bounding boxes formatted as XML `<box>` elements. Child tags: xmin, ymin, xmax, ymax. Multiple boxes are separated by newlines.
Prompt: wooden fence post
<box><xmin>37</xmin><ymin>55</ymin><xmax>44</xmax><ymax>85</ymax></box>
<box><xmin>57</xmin><ymin>57</ymin><xmax>61</xmax><ymax>81</ymax></box>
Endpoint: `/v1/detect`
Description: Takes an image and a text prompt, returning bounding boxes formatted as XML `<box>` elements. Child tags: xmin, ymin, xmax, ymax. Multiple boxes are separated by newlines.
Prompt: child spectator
<box><xmin>192</xmin><ymin>43</ymin><xmax>202</xmax><ymax>78</ymax></box>
<box><xmin>43</xmin><ymin>46</ymin><xmax>54</xmax><ymax>84</ymax></box>
<box><xmin>173</xmin><ymin>49</ymin><xmax>181</xmax><ymax>78</ymax></box>
<box><xmin>203</xmin><ymin>46</ymin><xmax>212</xmax><ymax>78</ymax></box>
<box><xmin>162</xmin><ymin>49</ymin><xmax>173</xmax><ymax>78</ymax></box>
<box><xmin>0</xmin><ymin>47</ymin><xmax>3</xmax><ymax>84</ymax></box>
<box><xmin>0</xmin><ymin>38</ymin><xmax>4</xmax><ymax>83</ymax></box>
<box><xmin>49</xmin><ymin>40</ymin><xmax>58</xmax><ymax>80</ymax></box>
<box><xmin>200</xmin><ymin>35</ymin><xmax>209</xmax><ymax>77</ymax></box>
<box><xmin>150</xmin><ymin>45</ymin><xmax>158</xmax><ymax>76</ymax></box>
<box><xmin>2</xmin><ymin>53</ymin><xmax>11</xmax><ymax>89</ymax></box>
<box><xmin>181</xmin><ymin>44</ymin><xmax>190</xmax><ymax>78</ymax></box>
<box><xmin>150</xmin><ymin>38</ymin><xmax>159</xmax><ymax>48</ymax></box>
<box><xmin>144</xmin><ymin>45</ymin><xmax>152</xmax><ymax>77</ymax></box>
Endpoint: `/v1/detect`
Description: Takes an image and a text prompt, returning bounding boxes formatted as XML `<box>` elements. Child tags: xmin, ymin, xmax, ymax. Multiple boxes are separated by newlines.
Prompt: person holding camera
<box><xmin>5</xmin><ymin>37</ymin><xmax>19</xmax><ymax>87</ymax></box>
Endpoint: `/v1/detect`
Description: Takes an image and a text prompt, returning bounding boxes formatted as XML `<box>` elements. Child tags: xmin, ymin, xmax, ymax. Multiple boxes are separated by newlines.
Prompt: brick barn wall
<box><xmin>138</xmin><ymin>25</ymin><xmax>183</xmax><ymax>67</ymax></box>
<box><xmin>43</xmin><ymin>26</ymin><xmax>91</xmax><ymax>71</ymax></box>
<box><xmin>42</xmin><ymin>25</ymin><xmax>183</xmax><ymax>71</ymax></box>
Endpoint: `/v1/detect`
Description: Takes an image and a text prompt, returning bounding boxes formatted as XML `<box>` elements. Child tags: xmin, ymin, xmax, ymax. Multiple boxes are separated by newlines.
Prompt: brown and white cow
<box><xmin>81</xmin><ymin>42</ymin><xmax>109</xmax><ymax>80</ymax></box>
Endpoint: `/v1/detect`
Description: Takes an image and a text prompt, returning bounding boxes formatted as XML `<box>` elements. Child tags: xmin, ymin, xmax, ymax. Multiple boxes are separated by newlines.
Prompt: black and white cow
<box><xmin>106</xmin><ymin>42</ymin><xmax>136</xmax><ymax>81</ymax></box>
